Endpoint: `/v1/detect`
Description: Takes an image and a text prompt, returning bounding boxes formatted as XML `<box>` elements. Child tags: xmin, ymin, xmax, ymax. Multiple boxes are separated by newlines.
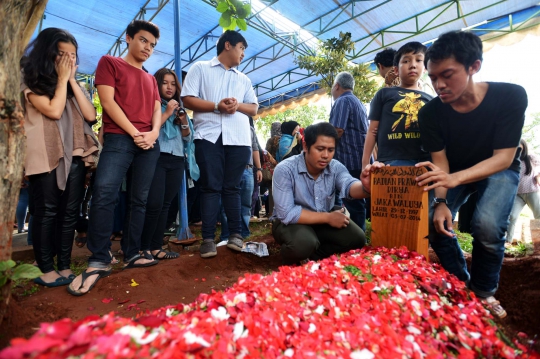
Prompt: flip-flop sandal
<box><xmin>152</xmin><ymin>249</ymin><xmax>180</xmax><ymax>260</ymax></box>
<box><xmin>66</xmin><ymin>268</ymin><xmax>112</xmax><ymax>296</ymax></box>
<box><xmin>123</xmin><ymin>252</ymin><xmax>158</xmax><ymax>270</ymax></box>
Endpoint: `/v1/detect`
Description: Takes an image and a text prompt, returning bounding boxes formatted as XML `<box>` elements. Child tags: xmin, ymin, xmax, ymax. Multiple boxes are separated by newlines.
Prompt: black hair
<box><xmin>425</xmin><ymin>31</ymin><xmax>482</xmax><ymax>69</ymax></box>
<box><xmin>519</xmin><ymin>139</ymin><xmax>533</xmax><ymax>177</ymax></box>
<box><xmin>126</xmin><ymin>20</ymin><xmax>160</xmax><ymax>42</ymax></box>
<box><xmin>373</xmin><ymin>48</ymin><xmax>396</xmax><ymax>68</ymax></box>
<box><xmin>393</xmin><ymin>41</ymin><xmax>427</xmax><ymax>66</ymax></box>
<box><xmin>216</xmin><ymin>30</ymin><xmax>248</xmax><ymax>56</ymax></box>
<box><xmin>304</xmin><ymin>122</ymin><xmax>339</xmax><ymax>151</ymax></box>
<box><xmin>154</xmin><ymin>68</ymin><xmax>181</xmax><ymax>103</ymax></box>
<box><xmin>281</xmin><ymin>121</ymin><xmax>300</xmax><ymax>136</ymax></box>
<box><xmin>21</xmin><ymin>27</ymin><xmax>78</xmax><ymax>99</ymax></box>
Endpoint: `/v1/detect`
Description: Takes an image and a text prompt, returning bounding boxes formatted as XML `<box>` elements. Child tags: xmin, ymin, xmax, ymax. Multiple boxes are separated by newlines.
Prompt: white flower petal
<box><xmin>284</xmin><ymin>348</ymin><xmax>294</xmax><ymax>357</ymax></box>
<box><xmin>350</xmin><ymin>348</ymin><xmax>375</xmax><ymax>359</ymax></box>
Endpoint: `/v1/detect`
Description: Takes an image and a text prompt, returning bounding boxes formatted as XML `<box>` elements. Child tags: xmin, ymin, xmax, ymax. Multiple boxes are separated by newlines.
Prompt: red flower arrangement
<box><xmin>1</xmin><ymin>247</ymin><xmax>538</xmax><ymax>358</ymax></box>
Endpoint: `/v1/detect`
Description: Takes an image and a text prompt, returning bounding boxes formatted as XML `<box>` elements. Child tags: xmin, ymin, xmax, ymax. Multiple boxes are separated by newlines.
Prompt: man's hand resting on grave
<box><xmin>350</xmin><ymin>161</ymin><xmax>386</xmax><ymax>199</ymax></box>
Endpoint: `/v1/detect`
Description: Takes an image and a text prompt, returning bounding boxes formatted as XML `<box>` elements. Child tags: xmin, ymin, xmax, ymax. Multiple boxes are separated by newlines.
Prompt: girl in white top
<box><xmin>507</xmin><ymin>139</ymin><xmax>540</xmax><ymax>242</ymax></box>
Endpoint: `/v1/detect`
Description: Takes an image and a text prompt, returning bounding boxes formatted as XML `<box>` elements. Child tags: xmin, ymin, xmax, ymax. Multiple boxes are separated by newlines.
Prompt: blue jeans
<box><xmin>221</xmin><ymin>167</ymin><xmax>254</xmax><ymax>240</ymax></box>
<box><xmin>87</xmin><ymin>134</ymin><xmax>160</xmax><ymax>266</ymax></box>
<box><xmin>342</xmin><ymin>169</ymin><xmax>366</xmax><ymax>231</ymax></box>
<box><xmin>429</xmin><ymin>169</ymin><xmax>519</xmax><ymax>298</ymax></box>
<box><xmin>195</xmin><ymin>136</ymin><xmax>251</xmax><ymax>240</ymax></box>
<box><xmin>16</xmin><ymin>187</ymin><xmax>29</xmax><ymax>232</ymax></box>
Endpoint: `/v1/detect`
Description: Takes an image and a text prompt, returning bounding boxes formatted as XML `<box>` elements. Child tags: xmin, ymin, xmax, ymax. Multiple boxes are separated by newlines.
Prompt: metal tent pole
<box><xmin>173</xmin><ymin>0</ymin><xmax>194</xmax><ymax>241</ymax></box>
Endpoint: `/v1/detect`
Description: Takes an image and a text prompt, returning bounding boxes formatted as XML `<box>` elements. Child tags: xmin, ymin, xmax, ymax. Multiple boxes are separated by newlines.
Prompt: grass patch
<box><xmin>504</xmin><ymin>242</ymin><xmax>534</xmax><ymax>257</ymax></box>
<box><xmin>248</xmin><ymin>221</ymin><xmax>272</xmax><ymax>238</ymax></box>
<box><xmin>365</xmin><ymin>220</ymin><xmax>372</xmax><ymax>245</ymax></box>
<box><xmin>456</xmin><ymin>230</ymin><xmax>473</xmax><ymax>253</ymax></box>
<box><xmin>456</xmin><ymin>230</ymin><xmax>534</xmax><ymax>257</ymax></box>
<box><xmin>11</xmin><ymin>278</ymin><xmax>40</xmax><ymax>297</ymax></box>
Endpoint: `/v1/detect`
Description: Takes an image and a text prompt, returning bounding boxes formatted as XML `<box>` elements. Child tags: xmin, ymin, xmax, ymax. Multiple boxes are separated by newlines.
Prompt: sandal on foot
<box><xmin>34</xmin><ymin>276</ymin><xmax>72</xmax><ymax>288</ymax></box>
<box><xmin>153</xmin><ymin>249</ymin><xmax>179</xmax><ymax>260</ymax></box>
<box><xmin>481</xmin><ymin>296</ymin><xmax>507</xmax><ymax>319</ymax></box>
<box><xmin>123</xmin><ymin>253</ymin><xmax>158</xmax><ymax>269</ymax></box>
<box><xmin>66</xmin><ymin>268</ymin><xmax>112</xmax><ymax>296</ymax></box>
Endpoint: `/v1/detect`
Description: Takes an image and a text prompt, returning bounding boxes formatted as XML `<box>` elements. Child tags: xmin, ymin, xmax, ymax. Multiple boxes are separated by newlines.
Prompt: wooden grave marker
<box><xmin>370</xmin><ymin>166</ymin><xmax>429</xmax><ymax>260</ymax></box>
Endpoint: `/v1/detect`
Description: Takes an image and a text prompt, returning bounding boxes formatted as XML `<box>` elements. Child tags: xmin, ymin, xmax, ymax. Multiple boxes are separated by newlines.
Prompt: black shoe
<box><xmin>164</xmin><ymin>223</ymin><xmax>179</xmax><ymax>236</ymax></box>
<box><xmin>200</xmin><ymin>240</ymin><xmax>217</xmax><ymax>258</ymax></box>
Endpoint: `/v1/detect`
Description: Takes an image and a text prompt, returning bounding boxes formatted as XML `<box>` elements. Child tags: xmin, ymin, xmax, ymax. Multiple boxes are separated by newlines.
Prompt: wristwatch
<box><xmin>213</xmin><ymin>102</ymin><xmax>220</xmax><ymax>114</ymax></box>
<box><xmin>432</xmin><ymin>197</ymin><xmax>448</xmax><ymax>207</ymax></box>
<box><xmin>181</xmin><ymin>124</ymin><xmax>189</xmax><ymax>129</ymax></box>
<box><xmin>256</xmin><ymin>168</ymin><xmax>263</xmax><ymax>172</ymax></box>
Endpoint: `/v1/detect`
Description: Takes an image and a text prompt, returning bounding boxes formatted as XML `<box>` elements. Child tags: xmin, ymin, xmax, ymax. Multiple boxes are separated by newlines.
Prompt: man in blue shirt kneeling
<box><xmin>271</xmin><ymin>122</ymin><xmax>382</xmax><ymax>265</ymax></box>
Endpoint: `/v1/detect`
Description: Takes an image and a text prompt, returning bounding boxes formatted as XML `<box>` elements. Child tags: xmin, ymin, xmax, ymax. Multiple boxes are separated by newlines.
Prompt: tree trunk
<box><xmin>0</xmin><ymin>0</ymin><xmax>48</xmax><ymax>325</ymax></box>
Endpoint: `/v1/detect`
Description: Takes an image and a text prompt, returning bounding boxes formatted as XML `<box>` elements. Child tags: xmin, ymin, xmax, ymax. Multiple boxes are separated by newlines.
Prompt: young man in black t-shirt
<box><xmin>415</xmin><ymin>31</ymin><xmax>527</xmax><ymax>318</ymax></box>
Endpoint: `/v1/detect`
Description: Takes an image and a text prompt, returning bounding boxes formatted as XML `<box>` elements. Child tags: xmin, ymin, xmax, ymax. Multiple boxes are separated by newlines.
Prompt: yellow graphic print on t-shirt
<box><xmin>391</xmin><ymin>92</ymin><xmax>426</xmax><ymax>132</ymax></box>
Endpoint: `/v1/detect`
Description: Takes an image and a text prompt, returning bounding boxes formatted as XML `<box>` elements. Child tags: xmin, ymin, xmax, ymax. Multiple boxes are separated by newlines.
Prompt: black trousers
<box><xmin>141</xmin><ymin>153</ymin><xmax>185</xmax><ymax>251</ymax></box>
<box><xmin>29</xmin><ymin>157</ymin><xmax>86</xmax><ymax>273</ymax></box>
<box><xmin>272</xmin><ymin>218</ymin><xmax>366</xmax><ymax>265</ymax></box>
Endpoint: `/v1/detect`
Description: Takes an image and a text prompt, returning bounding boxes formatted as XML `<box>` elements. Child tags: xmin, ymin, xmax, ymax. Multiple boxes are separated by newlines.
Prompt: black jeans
<box><xmin>87</xmin><ymin>134</ymin><xmax>160</xmax><ymax>266</ymax></box>
<box><xmin>141</xmin><ymin>153</ymin><xmax>185</xmax><ymax>251</ymax></box>
<box><xmin>272</xmin><ymin>218</ymin><xmax>366</xmax><ymax>265</ymax></box>
<box><xmin>195</xmin><ymin>136</ymin><xmax>251</xmax><ymax>240</ymax></box>
<box><xmin>29</xmin><ymin>157</ymin><xmax>86</xmax><ymax>273</ymax></box>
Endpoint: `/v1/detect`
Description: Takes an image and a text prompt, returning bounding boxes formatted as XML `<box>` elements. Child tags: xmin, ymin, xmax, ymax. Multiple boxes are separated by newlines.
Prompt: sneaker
<box><xmin>200</xmin><ymin>240</ymin><xmax>217</xmax><ymax>258</ymax></box>
<box><xmin>164</xmin><ymin>223</ymin><xmax>178</xmax><ymax>236</ymax></box>
<box><xmin>481</xmin><ymin>296</ymin><xmax>507</xmax><ymax>319</ymax></box>
<box><xmin>227</xmin><ymin>233</ymin><xmax>244</xmax><ymax>252</ymax></box>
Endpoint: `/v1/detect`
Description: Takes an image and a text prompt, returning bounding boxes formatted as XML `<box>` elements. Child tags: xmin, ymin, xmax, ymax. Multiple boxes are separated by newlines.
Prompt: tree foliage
<box><xmin>215</xmin><ymin>0</ymin><xmax>251</xmax><ymax>31</ymax></box>
<box><xmin>522</xmin><ymin>112</ymin><xmax>540</xmax><ymax>153</ymax></box>
<box><xmin>295</xmin><ymin>32</ymin><xmax>379</xmax><ymax>104</ymax></box>
<box><xmin>255</xmin><ymin>104</ymin><xmax>329</xmax><ymax>141</ymax></box>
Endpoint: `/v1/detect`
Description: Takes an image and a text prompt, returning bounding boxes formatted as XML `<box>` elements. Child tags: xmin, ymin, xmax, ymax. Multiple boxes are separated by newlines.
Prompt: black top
<box><xmin>369</xmin><ymin>87</ymin><xmax>433</xmax><ymax>162</ymax></box>
<box><xmin>419</xmin><ymin>82</ymin><xmax>527</xmax><ymax>173</ymax></box>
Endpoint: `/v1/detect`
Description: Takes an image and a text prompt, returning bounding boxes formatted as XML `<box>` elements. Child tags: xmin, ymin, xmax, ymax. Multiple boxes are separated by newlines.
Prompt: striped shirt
<box><xmin>518</xmin><ymin>154</ymin><xmax>540</xmax><ymax>194</ymax></box>
<box><xmin>329</xmin><ymin>91</ymin><xmax>369</xmax><ymax>170</ymax></box>
<box><xmin>181</xmin><ymin>57</ymin><xmax>258</xmax><ymax>146</ymax></box>
<box><xmin>272</xmin><ymin>153</ymin><xmax>359</xmax><ymax>225</ymax></box>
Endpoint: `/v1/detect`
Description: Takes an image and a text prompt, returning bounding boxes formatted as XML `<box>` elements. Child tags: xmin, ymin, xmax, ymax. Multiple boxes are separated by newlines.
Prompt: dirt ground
<box><xmin>1</xmin><ymin>232</ymin><xmax>539</xmax><ymax>353</ymax></box>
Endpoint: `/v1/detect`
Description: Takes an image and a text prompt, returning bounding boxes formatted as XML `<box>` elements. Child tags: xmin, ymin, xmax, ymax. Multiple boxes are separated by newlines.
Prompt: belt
<box><xmin>246</xmin><ymin>164</ymin><xmax>253</xmax><ymax>169</ymax></box>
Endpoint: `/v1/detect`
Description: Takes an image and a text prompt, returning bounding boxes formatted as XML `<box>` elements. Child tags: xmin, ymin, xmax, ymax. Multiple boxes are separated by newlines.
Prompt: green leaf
<box><xmin>229</xmin><ymin>17</ymin><xmax>237</xmax><ymax>30</ymax></box>
<box><xmin>216</xmin><ymin>1</ymin><xmax>229</xmax><ymax>13</ymax></box>
<box><xmin>236</xmin><ymin>18</ymin><xmax>247</xmax><ymax>31</ymax></box>
<box><xmin>240</xmin><ymin>3</ymin><xmax>251</xmax><ymax>18</ymax></box>
<box><xmin>230</xmin><ymin>0</ymin><xmax>242</xmax><ymax>11</ymax></box>
<box><xmin>0</xmin><ymin>276</ymin><xmax>7</xmax><ymax>288</ymax></box>
<box><xmin>11</xmin><ymin>264</ymin><xmax>43</xmax><ymax>281</ymax></box>
<box><xmin>219</xmin><ymin>12</ymin><xmax>232</xmax><ymax>28</ymax></box>
<box><xmin>0</xmin><ymin>260</ymin><xmax>16</xmax><ymax>272</ymax></box>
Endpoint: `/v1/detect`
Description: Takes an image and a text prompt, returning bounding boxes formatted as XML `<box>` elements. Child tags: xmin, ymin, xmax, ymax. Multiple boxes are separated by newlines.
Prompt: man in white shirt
<box><xmin>181</xmin><ymin>30</ymin><xmax>259</xmax><ymax>258</ymax></box>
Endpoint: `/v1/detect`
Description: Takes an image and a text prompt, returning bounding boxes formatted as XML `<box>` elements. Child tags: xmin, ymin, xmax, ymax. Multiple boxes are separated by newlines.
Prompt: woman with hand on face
<box><xmin>140</xmin><ymin>68</ymin><xmax>192</xmax><ymax>260</ymax></box>
<box><xmin>276</xmin><ymin>120</ymin><xmax>302</xmax><ymax>163</ymax></box>
<box><xmin>20</xmin><ymin>28</ymin><xmax>99</xmax><ymax>287</ymax></box>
